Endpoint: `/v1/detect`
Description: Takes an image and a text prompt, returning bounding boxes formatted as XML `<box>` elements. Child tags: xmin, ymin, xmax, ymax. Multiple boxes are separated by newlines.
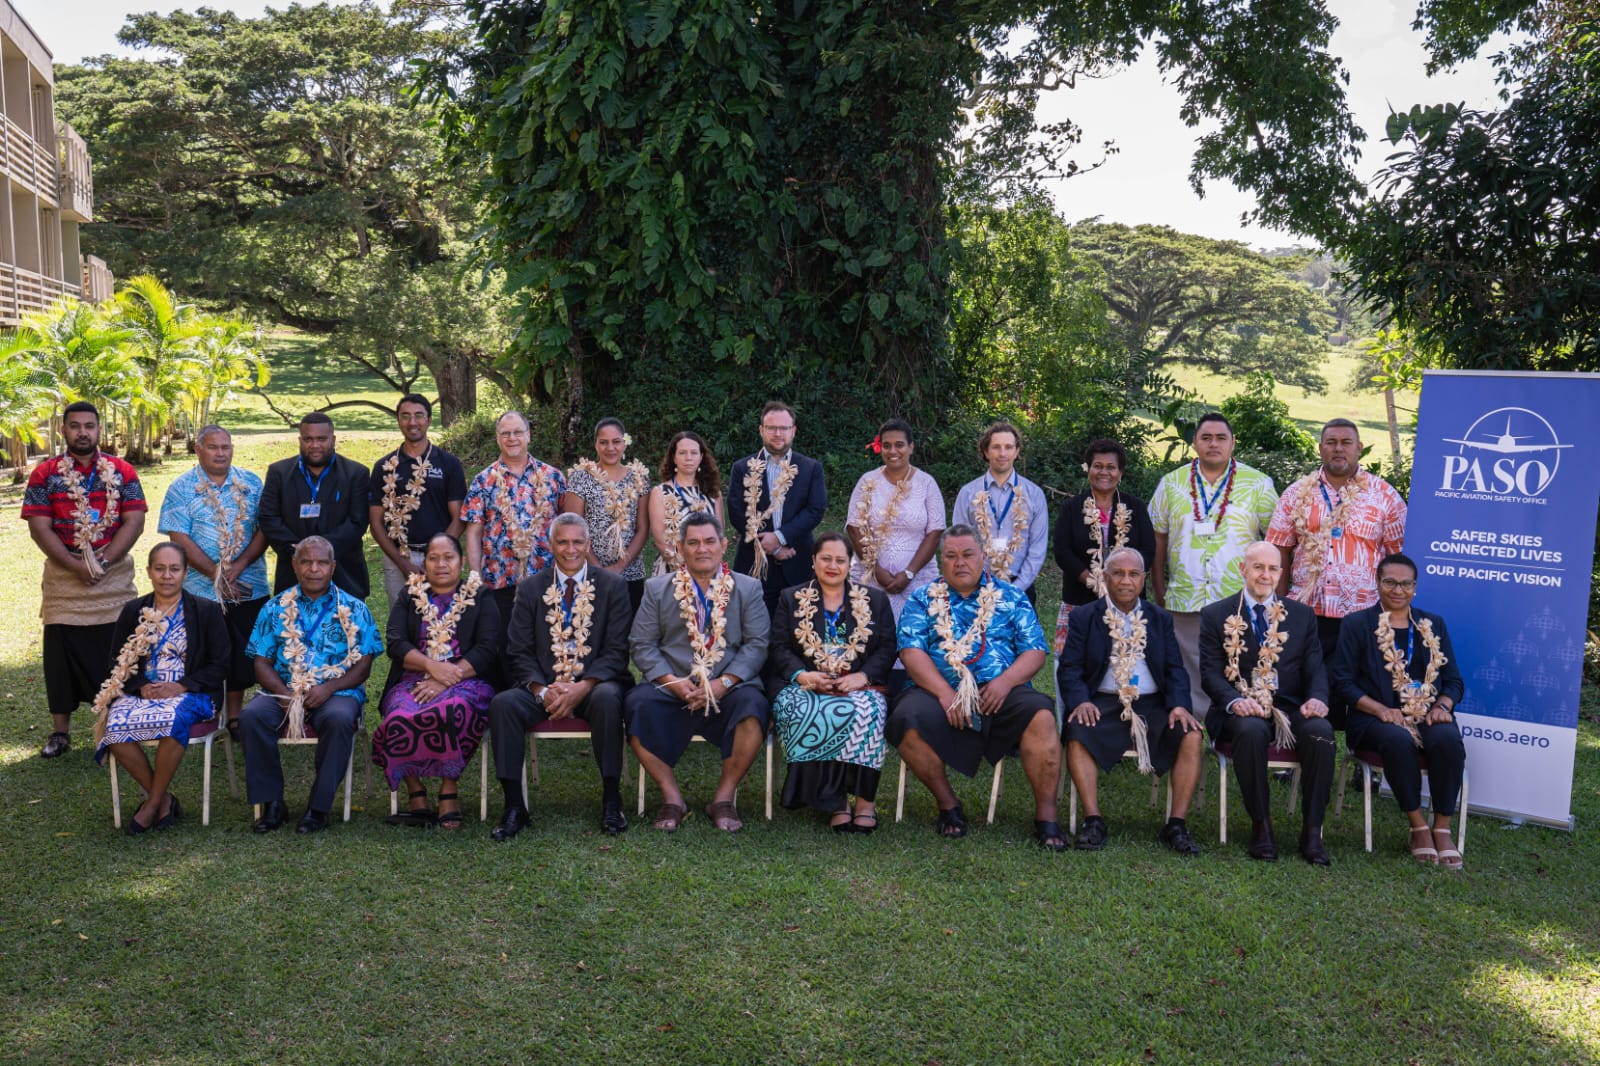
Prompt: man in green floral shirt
<box><xmin>1149</xmin><ymin>413</ymin><xmax>1279</xmax><ymax>715</ymax></box>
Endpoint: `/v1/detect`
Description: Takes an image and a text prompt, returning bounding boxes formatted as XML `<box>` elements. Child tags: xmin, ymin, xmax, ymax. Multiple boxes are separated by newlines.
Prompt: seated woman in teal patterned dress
<box><xmin>766</xmin><ymin>532</ymin><xmax>898</xmax><ymax>833</ymax></box>
<box><xmin>374</xmin><ymin>533</ymin><xmax>500</xmax><ymax>829</ymax></box>
<box><xmin>94</xmin><ymin>541</ymin><xmax>230</xmax><ymax>834</ymax></box>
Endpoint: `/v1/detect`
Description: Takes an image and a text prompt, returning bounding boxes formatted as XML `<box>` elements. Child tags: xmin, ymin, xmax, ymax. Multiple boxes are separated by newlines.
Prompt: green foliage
<box><xmin>54</xmin><ymin>2</ymin><xmax>511</xmax><ymax>423</ymax></box>
<box><xmin>1342</xmin><ymin>14</ymin><xmax>1600</xmax><ymax>372</ymax></box>
<box><xmin>1069</xmin><ymin>221</ymin><xmax>1336</xmax><ymax>392</ymax></box>
<box><xmin>1217</xmin><ymin>372</ymin><xmax>1318</xmax><ymax>489</ymax></box>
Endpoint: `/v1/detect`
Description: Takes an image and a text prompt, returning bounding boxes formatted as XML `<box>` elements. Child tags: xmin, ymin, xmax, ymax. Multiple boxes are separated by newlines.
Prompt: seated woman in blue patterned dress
<box><xmin>767</xmin><ymin>532</ymin><xmax>898</xmax><ymax>833</ymax></box>
<box><xmin>95</xmin><ymin>541</ymin><xmax>230</xmax><ymax>834</ymax></box>
<box><xmin>374</xmin><ymin>533</ymin><xmax>501</xmax><ymax>829</ymax></box>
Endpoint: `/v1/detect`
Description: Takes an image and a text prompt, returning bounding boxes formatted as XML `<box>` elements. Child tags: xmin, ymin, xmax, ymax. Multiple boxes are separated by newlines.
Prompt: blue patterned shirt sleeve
<box><xmin>244</xmin><ymin>589</ymin><xmax>383</xmax><ymax>703</ymax></box>
<box><xmin>159</xmin><ymin>466</ymin><xmax>270</xmax><ymax>601</ymax></box>
<box><xmin>897</xmin><ymin>577</ymin><xmax>1045</xmax><ymax>687</ymax></box>
<box><xmin>895</xmin><ymin>584</ymin><xmax>937</xmax><ymax>656</ymax></box>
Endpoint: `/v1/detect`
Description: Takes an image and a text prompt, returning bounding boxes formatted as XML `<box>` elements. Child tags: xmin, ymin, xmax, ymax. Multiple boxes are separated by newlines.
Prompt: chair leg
<box><xmin>530</xmin><ymin>736</ymin><xmax>540</xmax><ymax>787</ymax></box>
<box><xmin>765</xmin><ymin>735</ymin><xmax>774</xmax><ymax>820</ymax></box>
<box><xmin>480</xmin><ymin>742</ymin><xmax>490</xmax><ymax>822</ymax></box>
<box><xmin>987</xmin><ymin>758</ymin><xmax>1004</xmax><ymax>825</ymax></box>
<box><xmin>520</xmin><ymin>752</ymin><xmax>528</xmax><ymax>813</ymax></box>
<box><xmin>1149</xmin><ymin>773</ymin><xmax>1160</xmax><ymax>809</ymax></box>
<box><xmin>1068</xmin><ymin>778</ymin><xmax>1078</xmax><ymax>834</ymax></box>
<box><xmin>390</xmin><ymin>788</ymin><xmax>399</xmax><ymax>816</ymax></box>
<box><xmin>1286</xmin><ymin>767</ymin><xmax>1302</xmax><ymax>818</ymax></box>
<box><xmin>1362</xmin><ymin>763</ymin><xmax>1374</xmax><ymax>853</ymax></box>
<box><xmin>201</xmin><ymin>737</ymin><xmax>213</xmax><ymax>827</ymax></box>
<box><xmin>1333</xmin><ymin>756</ymin><xmax>1352</xmax><ymax>817</ymax></box>
<box><xmin>1457</xmin><ymin>770</ymin><xmax>1469</xmax><ymax>854</ymax></box>
<box><xmin>638</xmin><ymin>752</ymin><xmax>647</xmax><ymax>816</ymax></box>
<box><xmin>895</xmin><ymin>758</ymin><xmax>907</xmax><ymax>822</ymax></box>
<box><xmin>109</xmin><ymin>758</ymin><xmax>122</xmax><ymax>829</ymax></box>
<box><xmin>224</xmin><ymin>729</ymin><xmax>239</xmax><ymax>797</ymax></box>
<box><xmin>342</xmin><ymin>747</ymin><xmax>354</xmax><ymax>823</ymax></box>
<box><xmin>1218</xmin><ymin>755</ymin><xmax>1228</xmax><ymax>845</ymax></box>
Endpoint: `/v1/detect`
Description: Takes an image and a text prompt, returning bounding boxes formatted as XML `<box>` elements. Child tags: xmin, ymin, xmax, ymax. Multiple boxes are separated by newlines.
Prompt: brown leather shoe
<box><xmin>1247</xmin><ymin>819</ymin><xmax>1279</xmax><ymax>861</ymax></box>
<box><xmin>1299</xmin><ymin>825</ymin><xmax>1331</xmax><ymax>866</ymax></box>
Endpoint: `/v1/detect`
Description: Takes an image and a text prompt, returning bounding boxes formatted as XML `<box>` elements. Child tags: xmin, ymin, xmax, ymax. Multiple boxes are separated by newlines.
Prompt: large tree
<box><xmin>55</xmin><ymin>2</ymin><xmax>510</xmax><ymax>424</ymax></box>
<box><xmin>1067</xmin><ymin>221</ymin><xmax>1337</xmax><ymax>391</ymax></box>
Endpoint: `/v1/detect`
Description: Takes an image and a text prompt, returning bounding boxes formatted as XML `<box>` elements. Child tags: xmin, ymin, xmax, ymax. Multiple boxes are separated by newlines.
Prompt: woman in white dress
<box><xmin>845</xmin><ymin>418</ymin><xmax>945</xmax><ymax>618</ymax></box>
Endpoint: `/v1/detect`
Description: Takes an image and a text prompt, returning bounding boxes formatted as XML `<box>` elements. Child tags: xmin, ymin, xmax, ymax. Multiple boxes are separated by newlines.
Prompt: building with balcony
<box><xmin>0</xmin><ymin>0</ymin><xmax>108</xmax><ymax>325</ymax></box>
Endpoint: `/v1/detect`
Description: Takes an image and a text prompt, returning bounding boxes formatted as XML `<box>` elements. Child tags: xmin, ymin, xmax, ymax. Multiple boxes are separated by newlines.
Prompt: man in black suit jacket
<box><xmin>1200</xmin><ymin>541</ymin><xmax>1334</xmax><ymax>864</ymax></box>
<box><xmin>1059</xmin><ymin>547</ymin><xmax>1204</xmax><ymax>856</ymax></box>
<box><xmin>726</xmin><ymin>401</ymin><xmax>827</xmax><ymax>613</ymax></box>
<box><xmin>258</xmin><ymin>413</ymin><xmax>371</xmax><ymax>599</ymax></box>
<box><xmin>486</xmin><ymin>513</ymin><xmax>633</xmax><ymax>839</ymax></box>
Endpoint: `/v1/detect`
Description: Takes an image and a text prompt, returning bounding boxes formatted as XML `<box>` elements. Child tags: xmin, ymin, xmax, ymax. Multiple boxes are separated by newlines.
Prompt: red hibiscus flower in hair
<box><xmin>867</xmin><ymin>435</ymin><xmax>882</xmax><ymax>455</ymax></box>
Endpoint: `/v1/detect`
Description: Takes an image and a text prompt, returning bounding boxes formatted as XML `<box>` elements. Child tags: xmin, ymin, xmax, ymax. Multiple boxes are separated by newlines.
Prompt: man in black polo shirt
<box><xmin>368</xmin><ymin>394</ymin><xmax>468</xmax><ymax>607</ymax></box>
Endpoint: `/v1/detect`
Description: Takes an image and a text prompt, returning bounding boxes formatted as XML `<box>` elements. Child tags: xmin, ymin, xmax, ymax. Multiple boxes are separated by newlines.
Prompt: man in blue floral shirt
<box><xmin>889</xmin><ymin>524</ymin><xmax>1065</xmax><ymax>849</ymax></box>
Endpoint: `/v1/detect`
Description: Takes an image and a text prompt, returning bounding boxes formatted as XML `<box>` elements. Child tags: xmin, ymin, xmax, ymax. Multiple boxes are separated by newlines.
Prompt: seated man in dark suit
<box><xmin>487</xmin><ymin>513</ymin><xmax>634</xmax><ymax>839</ymax></box>
<box><xmin>1059</xmin><ymin>546</ymin><xmax>1204</xmax><ymax>855</ymax></box>
<box><xmin>1200</xmin><ymin>541</ymin><xmax>1334</xmax><ymax>864</ymax></box>
<box><xmin>625</xmin><ymin>512</ymin><xmax>771</xmax><ymax>833</ymax></box>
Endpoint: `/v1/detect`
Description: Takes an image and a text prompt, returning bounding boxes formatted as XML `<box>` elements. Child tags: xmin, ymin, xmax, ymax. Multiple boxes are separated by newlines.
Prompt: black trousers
<box><xmin>487</xmin><ymin>680</ymin><xmax>629</xmax><ymax>787</ymax></box>
<box><xmin>1217</xmin><ymin>710</ymin><xmax>1335</xmax><ymax>827</ymax></box>
<box><xmin>240</xmin><ymin>692</ymin><xmax>362</xmax><ymax>813</ymax></box>
<box><xmin>1347</xmin><ymin>716</ymin><xmax>1466</xmax><ymax>817</ymax></box>
<box><xmin>1316</xmin><ymin>614</ymin><xmax>1348</xmax><ymax>729</ymax></box>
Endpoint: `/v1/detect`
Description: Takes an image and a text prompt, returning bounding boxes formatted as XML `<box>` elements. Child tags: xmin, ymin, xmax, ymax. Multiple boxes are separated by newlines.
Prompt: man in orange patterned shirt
<box><xmin>1266</xmin><ymin>419</ymin><xmax>1406</xmax><ymax>726</ymax></box>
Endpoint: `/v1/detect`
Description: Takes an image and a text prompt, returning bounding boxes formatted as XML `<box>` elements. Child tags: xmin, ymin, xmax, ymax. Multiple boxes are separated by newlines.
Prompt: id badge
<box><xmin>86</xmin><ymin>507</ymin><xmax>101</xmax><ymax>524</ymax></box>
<box><xmin>299</xmin><ymin>503</ymin><xmax>322</xmax><ymax>519</ymax></box>
<box><xmin>993</xmin><ymin>536</ymin><xmax>1010</xmax><ymax>553</ymax></box>
<box><xmin>1264</xmin><ymin>671</ymin><xmax>1279</xmax><ymax>690</ymax></box>
<box><xmin>1330</xmin><ymin>526</ymin><xmax>1344</xmax><ymax>540</ymax></box>
<box><xmin>1192</xmin><ymin>519</ymin><xmax>1217</xmax><ymax>537</ymax></box>
<box><xmin>1130</xmin><ymin>673</ymin><xmax>1140</xmax><ymax>688</ymax></box>
<box><xmin>1406</xmin><ymin>680</ymin><xmax>1424</xmax><ymax>692</ymax></box>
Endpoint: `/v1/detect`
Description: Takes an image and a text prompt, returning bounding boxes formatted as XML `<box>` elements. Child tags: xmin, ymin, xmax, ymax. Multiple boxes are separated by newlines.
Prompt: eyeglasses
<box><xmin>761</xmin><ymin>424</ymin><xmax>794</xmax><ymax>433</ymax></box>
<box><xmin>1379</xmin><ymin>578</ymin><xmax>1416</xmax><ymax>591</ymax></box>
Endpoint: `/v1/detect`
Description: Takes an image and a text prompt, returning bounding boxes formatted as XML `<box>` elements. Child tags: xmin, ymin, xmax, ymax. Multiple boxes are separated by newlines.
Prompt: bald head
<box><xmin>1238</xmin><ymin>540</ymin><xmax>1282</xmax><ymax>599</ymax></box>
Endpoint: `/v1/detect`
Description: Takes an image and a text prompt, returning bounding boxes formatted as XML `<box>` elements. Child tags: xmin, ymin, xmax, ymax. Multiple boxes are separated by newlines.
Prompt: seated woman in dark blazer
<box><xmin>1330</xmin><ymin>552</ymin><xmax>1466</xmax><ymax>869</ymax></box>
<box><xmin>767</xmin><ymin>532</ymin><xmax>899</xmax><ymax>833</ymax></box>
<box><xmin>95</xmin><ymin>541</ymin><xmax>230</xmax><ymax>834</ymax></box>
<box><xmin>374</xmin><ymin>533</ymin><xmax>501</xmax><ymax>829</ymax></box>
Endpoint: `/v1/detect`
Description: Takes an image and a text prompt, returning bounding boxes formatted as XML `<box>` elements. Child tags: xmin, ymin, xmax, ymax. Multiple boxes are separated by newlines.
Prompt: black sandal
<box><xmin>436</xmin><ymin>791</ymin><xmax>463</xmax><ymax>830</ymax></box>
<box><xmin>155</xmin><ymin>795</ymin><xmax>182</xmax><ymax>830</ymax></box>
<box><xmin>830</xmin><ymin>809</ymin><xmax>854</xmax><ymax>834</ymax></box>
<box><xmin>851</xmin><ymin>812</ymin><xmax>879</xmax><ymax>836</ymax></box>
<box><xmin>1033</xmin><ymin>819</ymin><xmax>1067</xmax><ymax>852</ymax></box>
<box><xmin>384</xmin><ymin>789</ymin><xmax>435</xmax><ymax>828</ymax></box>
<box><xmin>935</xmin><ymin>804</ymin><xmax>968</xmax><ymax>838</ymax></box>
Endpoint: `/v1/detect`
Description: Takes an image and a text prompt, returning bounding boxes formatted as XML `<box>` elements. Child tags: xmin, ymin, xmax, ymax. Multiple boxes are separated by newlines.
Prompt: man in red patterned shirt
<box><xmin>1266</xmin><ymin>418</ymin><xmax>1406</xmax><ymax>726</ymax></box>
<box><xmin>21</xmin><ymin>402</ymin><xmax>147</xmax><ymax>757</ymax></box>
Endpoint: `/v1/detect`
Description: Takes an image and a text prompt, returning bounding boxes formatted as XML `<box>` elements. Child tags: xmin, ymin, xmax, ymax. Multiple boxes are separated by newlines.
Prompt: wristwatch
<box><xmin>720</xmin><ymin>676</ymin><xmax>734</xmax><ymax>690</ymax></box>
<box><xmin>528</xmin><ymin>683</ymin><xmax>547</xmax><ymax>708</ymax></box>
<box><xmin>902</xmin><ymin>569</ymin><xmax>915</xmax><ymax>581</ymax></box>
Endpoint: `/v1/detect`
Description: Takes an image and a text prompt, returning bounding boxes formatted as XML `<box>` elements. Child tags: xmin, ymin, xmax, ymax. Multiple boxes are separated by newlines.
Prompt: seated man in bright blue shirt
<box><xmin>241</xmin><ymin>536</ymin><xmax>384</xmax><ymax>835</ymax></box>
<box><xmin>888</xmin><ymin>524</ymin><xmax>1064</xmax><ymax>850</ymax></box>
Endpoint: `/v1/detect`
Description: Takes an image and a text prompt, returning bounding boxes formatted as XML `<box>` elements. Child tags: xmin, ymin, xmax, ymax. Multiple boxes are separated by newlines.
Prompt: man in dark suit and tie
<box><xmin>258</xmin><ymin>412</ymin><xmax>371</xmax><ymax>599</ymax></box>
<box><xmin>726</xmin><ymin>401</ymin><xmax>828</xmax><ymax>613</ymax></box>
<box><xmin>487</xmin><ymin>513</ymin><xmax>634</xmax><ymax>839</ymax></box>
<box><xmin>1060</xmin><ymin>546</ymin><xmax>1204</xmax><ymax>856</ymax></box>
<box><xmin>1200</xmin><ymin>540</ymin><xmax>1334</xmax><ymax>864</ymax></box>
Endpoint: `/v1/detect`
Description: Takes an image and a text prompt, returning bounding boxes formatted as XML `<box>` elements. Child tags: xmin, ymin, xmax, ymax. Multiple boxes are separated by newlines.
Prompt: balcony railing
<box><xmin>1</xmin><ymin>114</ymin><xmax>58</xmax><ymax>206</ymax></box>
<box><xmin>0</xmin><ymin>263</ymin><xmax>79</xmax><ymax>324</ymax></box>
<box><xmin>58</xmin><ymin>122</ymin><xmax>93</xmax><ymax>223</ymax></box>
<box><xmin>81</xmin><ymin>255</ymin><xmax>113</xmax><ymax>305</ymax></box>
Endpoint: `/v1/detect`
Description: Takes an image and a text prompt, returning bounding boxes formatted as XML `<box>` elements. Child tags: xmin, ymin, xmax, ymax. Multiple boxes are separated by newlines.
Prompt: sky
<box><xmin>30</xmin><ymin>0</ymin><xmax>1509</xmax><ymax>250</ymax></box>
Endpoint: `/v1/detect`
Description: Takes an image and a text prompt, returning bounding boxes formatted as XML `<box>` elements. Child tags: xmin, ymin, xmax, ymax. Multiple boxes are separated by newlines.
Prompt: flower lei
<box><xmin>1288</xmin><ymin>470</ymin><xmax>1369</xmax><ymax>609</ymax></box>
<box><xmin>672</xmin><ymin>563</ymin><xmax>735</xmax><ymax>714</ymax></box>
<box><xmin>852</xmin><ymin>469</ymin><xmax>915</xmax><ymax>571</ymax></box>
<box><xmin>1188</xmin><ymin>459</ymin><xmax>1237</xmax><ymax>523</ymax></box>
<box><xmin>380</xmin><ymin>447</ymin><xmax>433</xmax><ymax>548</ymax></box>
<box><xmin>1376</xmin><ymin>610</ymin><xmax>1445</xmax><ymax>747</ymax></box>
<box><xmin>741</xmin><ymin>454</ymin><xmax>799</xmax><ymax>580</ymax></box>
<box><xmin>90</xmin><ymin>605</ymin><xmax>168</xmax><ymax>744</ymax></box>
<box><xmin>970</xmin><ymin>484</ymin><xmax>1029</xmax><ymax>582</ymax></box>
<box><xmin>1083</xmin><ymin>495</ymin><xmax>1133</xmax><ymax>597</ymax></box>
<box><xmin>1103</xmin><ymin>603</ymin><xmax>1155</xmax><ymax>773</ymax></box>
<box><xmin>491</xmin><ymin>460</ymin><xmax>556</xmax><ymax>581</ymax></box>
<box><xmin>927</xmin><ymin>577</ymin><xmax>1001</xmax><ymax>726</ymax></box>
<box><xmin>572</xmin><ymin>457</ymin><xmax>649</xmax><ymax>562</ymax></box>
<box><xmin>541</xmin><ymin>571</ymin><xmax>596</xmax><ymax>682</ymax></box>
<box><xmin>793</xmin><ymin>581</ymin><xmax>873</xmax><ymax>676</ymax></box>
<box><xmin>60</xmin><ymin>453</ymin><xmax>121</xmax><ymax>579</ymax></box>
<box><xmin>198</xmin><ymin>474</ymin><xmax>252</xmax><ymax>608</ymax></box>
<box><xmin>276</xmin><ymin>588</ymin><xmax>363</xmax><ymax>740</ymax></box>
<box><xmin>1221</xmin><ymin>596</ymin><xmax>1296</xmax><ymax>748</ymax></box>
<box><xmin>407</xmin><ymin>570</ymin><xmax>483</xmax><ymax>663</ymax></box>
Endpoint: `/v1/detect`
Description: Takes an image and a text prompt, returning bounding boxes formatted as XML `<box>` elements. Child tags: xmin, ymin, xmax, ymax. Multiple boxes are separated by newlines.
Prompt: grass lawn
<box><xmin>3</xmin><ymin>343</ymin><xmax>1598</xmax><ymax>1063</ymax></box>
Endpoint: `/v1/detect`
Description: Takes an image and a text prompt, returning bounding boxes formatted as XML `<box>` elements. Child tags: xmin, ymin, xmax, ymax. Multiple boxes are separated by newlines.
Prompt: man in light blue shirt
<box><xmin>951</xmin><ymin>422</ymin><xmax>1050</xmax><ymax>603</ymax></box>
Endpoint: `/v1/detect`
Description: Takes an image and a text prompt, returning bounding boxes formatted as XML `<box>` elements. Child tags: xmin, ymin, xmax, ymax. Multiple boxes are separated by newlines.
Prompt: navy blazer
<box><xmin>109</xmin><ymin>592</ymin><xmax>230</xmax><ymax>708</ymax></box>
<box><xmin>503</xmin><ymin>566</ymin><xmax>633</xmax><ymax>691</ymax></box>
<box><xmin>1198</xmin><ymin>593</ymin><xmax>1328</xmax><ymax>738</ymax></box>
<box><xmin>1329</xmin><ymin>604</ymin><xmax>1464</xmax><ymax>711</ymax></box>
<box><xmin>764</xmin><ymin>580</ymin><xmax>899</xmax><ymax>700</ymax></box>
<box><xmin>726</xmin><ymin>450</ymin><xmax>827</xmax><ymax>586</ymax></box>
<box><xmin>1052</xmin><ymin>490</ymin><xmax>1158</xmax><ymax>608</ymax></box>
<box><xmin>383</xmin><ymin>585</ymin><xmax>502</xmax><ymax>696</ymax></box>
<box><xmin>259</xmin><ymin>451</ymin><xmax>371</xmax><ymax>599</ymax></box>
<box><xmin>1058</xmin><ymin>596</ymin><xmax>1190</xmax><ymax>712</ymax></box>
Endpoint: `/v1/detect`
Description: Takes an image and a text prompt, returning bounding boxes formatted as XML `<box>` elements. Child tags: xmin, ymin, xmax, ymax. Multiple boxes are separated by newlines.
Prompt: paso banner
<box><xmin>1406</xmin><ymin>370</ymin><xmax>1600</xmax><ymax>827</ymax></box>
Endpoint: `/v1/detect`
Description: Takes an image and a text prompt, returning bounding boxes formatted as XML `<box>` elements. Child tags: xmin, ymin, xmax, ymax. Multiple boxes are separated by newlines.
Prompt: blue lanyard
<box><xmin>986</xmin><ymin>478</ymin><xmax>1016</xmax><ymax>528</ymax></box>
<box><xmin>668</xmin><ymin>482</ymin><xmax>702</xmax><ymax>506</ymax></box>
<box><xmin>298</xmin><ymin>459</ymin><xmax>332</xmax><ymax>502</ymax></box>
<box><xmin>81</xmin><ymin>460</ymin><xmax>98</xmax><ymax>496</ymax></box>
<box><xmin>300</xmin><ymin>595</ymin><xmax>334</xmax><ymax>644</ymax></box>
<box><xmin>823</xmin><ymin>602</ymin><xmax>845</xmax><ymax>643</ymax></box>
<box><xmin>693</xmin><ymin>578</ymin><xmax>714</xmax><ymax>630</ymax></box>
<box><xmin>149</xmin><ymin>606</ymin><xmax>182</xmax><ymax>661</ymax></box>
<box><xmin>1194</xmin><ymin>462</ymin><xmax>1231</xmax><ymax>518</ymax></box>
<box><xmin>1400</xmin><ymin>624</ymin><xmax>1414</xmax><ymax>668</ymax></box>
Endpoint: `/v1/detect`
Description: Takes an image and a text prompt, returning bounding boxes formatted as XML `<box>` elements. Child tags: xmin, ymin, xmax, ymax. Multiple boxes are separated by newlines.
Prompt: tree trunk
<box><xmin>421</xmin><ymin>346</ymin><xmax>479</xmax><ymax>427</ymax></box>
<box><xmin>1384</xmin><ymin>387</ymin><xmax>1401</xmax><ymax>458</ymax></box>
<box><xmin>559</xmin><ymin>347</ymin><xmax>585</xmax><ymax>466</ymax></box>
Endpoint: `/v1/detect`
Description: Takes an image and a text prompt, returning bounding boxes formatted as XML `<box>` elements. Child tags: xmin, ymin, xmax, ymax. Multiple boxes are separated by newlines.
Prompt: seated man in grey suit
<box><xmin>625</xmin><ymin>511</ymin><xmax>771</xmax><ymax>833</ymax></box>
<box><xmin>487</xmin><ymin>513</ymin><xmax>634</xmax><ymax>841</ymax></box>
<box><xmin>1201</xmin><ymin>540</ymin><xmax>1334</xmax><ymax>864</ymax></box>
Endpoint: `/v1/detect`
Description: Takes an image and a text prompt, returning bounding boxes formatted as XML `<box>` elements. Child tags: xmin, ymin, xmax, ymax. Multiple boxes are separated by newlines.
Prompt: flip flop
<box><xmin>705</xmin><ymin>800</ymin><xmax>743</xmax><ymax>833</ymax></box>
<box><xmin>652</xmin><ymin>802</ymin><xmax>688</xmax><ymax>832</ymax></box>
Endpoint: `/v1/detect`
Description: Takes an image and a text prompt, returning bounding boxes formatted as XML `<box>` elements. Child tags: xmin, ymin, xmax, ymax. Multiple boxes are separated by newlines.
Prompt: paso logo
<box><xmin>1439</xmin><ymin>407</ymin><xmax>1571</xmax><ymax>498</ymax></box>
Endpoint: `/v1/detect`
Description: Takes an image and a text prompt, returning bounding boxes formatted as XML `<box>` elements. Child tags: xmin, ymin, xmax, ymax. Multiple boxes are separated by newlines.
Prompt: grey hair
<box><xmin>1103</xmin><ymin>546</ymin><xmax>1145</xmax><ymax>572</ymax></box>
<box><xmin>941</xmin><ymin>523</ymin><xmax>981</xmax><ymax>553</ymax></box>
<box><xmin>550</xmin><ymin>512</ymin><xmax>590</xmax><ymax>537</ymax></box>
<box><xmin>293</xmin><ymin>535</ymin><xmax>335</xmax><ymax>562</ymax></box>
<box><xmin>197</xmin><ymin>423</ymin><xmax>230</xmax><ymax>445</ymax></box>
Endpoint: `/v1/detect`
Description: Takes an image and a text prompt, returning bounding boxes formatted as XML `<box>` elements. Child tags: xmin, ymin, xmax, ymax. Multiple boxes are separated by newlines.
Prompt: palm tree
<box><xmin>0</xmin><ymin>333</ymin><xmax>48</xmax><ymax>477</ymax></box>
<box><xmin>18</xmin><ymin>298</ymin><xmax>137</xmax><ymax>454</ymax></box>
<box><xmin>112</xmin><ymin>275</ymin><xmax>210</xmax><ymax>461</ymax></box>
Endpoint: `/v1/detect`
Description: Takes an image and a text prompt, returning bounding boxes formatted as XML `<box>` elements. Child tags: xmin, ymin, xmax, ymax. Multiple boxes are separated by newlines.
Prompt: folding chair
<box><xmin>893</xmin><ymin>752</ymin><xmax>1009</xmax><ymax>825</ymax></box>
<box><xmin>1065</xmin><ymin>749</ymin><xmax>1172</xmax><ymax>833</ymax></box>
<box><xmin>1335</xmin><ymin>749</ymin><xmax>1470</xmax><ymax>853</ymax></box>
<box><xmin>252</xmin><ymin>720</ymin><xmax>372</xmax><ymax>824</ymax></box>
<box><xmin>637</xmin><ymin>732</ymin><xmax>774</xmax><ymax>820</ymax></box>
<box><xmin>470</xmin><ymin>716</ymin><xmax>631</xmax><ymax>821</ymax></box>
<box><xmin>1213</xmin><ymin>740</ymin><xmax>1303</xmax><ymax>844</ymax></box>
<box><xmin>108</xmin><ymin>716</ymin><xmax>239</xmax><ymax>828</ymax></box>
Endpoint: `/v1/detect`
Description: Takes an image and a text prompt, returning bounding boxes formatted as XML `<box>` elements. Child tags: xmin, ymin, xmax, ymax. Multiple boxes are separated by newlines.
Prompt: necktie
<box><xmin>1251</xmin><ymin>602</ymin><xmax>1268</xmax><ymax>644</ymax></box>
<box><xmin>562</xmin><ymin>577</ymin><xmax>577</xmax><ymax>612</ymax></box>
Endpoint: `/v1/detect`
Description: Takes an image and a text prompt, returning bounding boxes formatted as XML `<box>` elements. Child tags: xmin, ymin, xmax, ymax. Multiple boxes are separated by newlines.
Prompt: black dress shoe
<box><xmin>491</xmin><ymin>806</ymin><xmax>530</xmax><ymax>841</ymax></box>
<box><xmin>252</xmin><ymin>800</ymin><xmax>289</xmax><ymax>834</ymax></box>
<box><xmin>295</xmin><ymin>809</ymin><xmax>329</xmax><ymax>834</ymax></box>
<box><xmin>1299</xmin><ymin>826</ymin><xmax>1331</xmax><ymax>866</ymax></box>
<box><xmin>600</xmin><ymin>803</ymin><xmax>628</xmax><ymax>836</ymax></box>
<box><xmin>1158</xmin><ymin>821</ymin><xmax>1202</xmax><ymax>857</ymax></box>
<box><xmin>1247</xmin><ymin>820</ymin><xmax>1279</xmax><ymax>861</ymax></box>
<box><xmin>155</xmin><ymin>794</ymin><xmax>182</xmax><ymax>830</ymax></box>
<box><xmin>40</xmin><ymin>731</ymin><xmax>71</xmax><ymax>759</ymax></box>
